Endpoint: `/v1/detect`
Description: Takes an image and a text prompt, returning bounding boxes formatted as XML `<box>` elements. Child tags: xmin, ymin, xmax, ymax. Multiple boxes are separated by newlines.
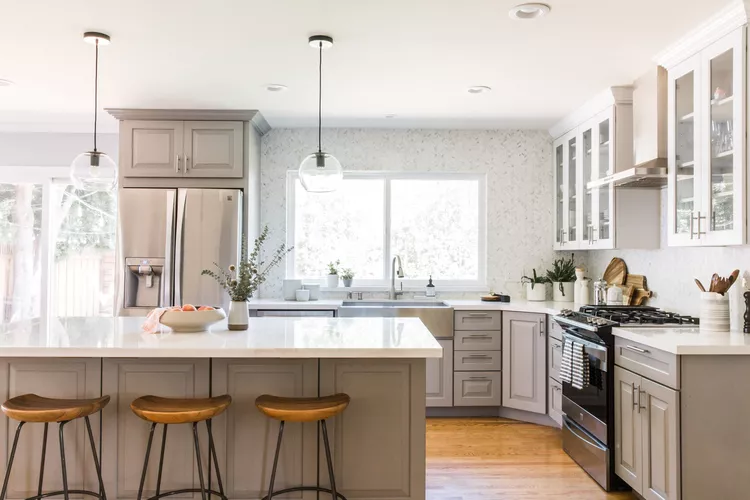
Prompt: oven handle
<box><xmin>562</xmin><ymin>333</ymin><xmax>607</xmax><ymax>353</ymax></box>
<box><xmin>563</xmin><ymin>417</ymin><xmax>606</xmax><ymax>452</ymax></box>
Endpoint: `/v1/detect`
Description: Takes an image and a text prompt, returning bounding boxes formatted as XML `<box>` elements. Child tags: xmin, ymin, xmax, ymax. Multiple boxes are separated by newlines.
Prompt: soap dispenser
<box><xmin>426</xmin><ymin>276</ymin><xmax>436</xmax><ymax>298</ymax></box>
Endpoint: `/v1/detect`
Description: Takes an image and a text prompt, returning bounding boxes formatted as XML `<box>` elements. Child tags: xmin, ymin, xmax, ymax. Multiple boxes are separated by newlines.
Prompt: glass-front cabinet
<box><xmin>553</xmin><ymin>130</ymin><xmax>578</xmax><ymax>249</ymax></box>
<box><xmin>668</xmin><ymin>28</ymin><xmax>745</xmax><ymax>246</ymax></box>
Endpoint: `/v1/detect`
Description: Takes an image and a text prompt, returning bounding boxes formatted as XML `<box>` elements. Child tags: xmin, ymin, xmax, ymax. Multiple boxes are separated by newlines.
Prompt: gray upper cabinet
<box><xmin>502</xmin><ymin>311</ymin><xmax>546</xmax><ymax>414</ymax></box>
<box><xmin>121</xmin><ymin>120</ymin><xmax>243</xmax><ymax>179</ymax></box>
<box><xmin>426</xmin><ymin>339</ymin><xmax>454</xmax><ymax>407</ymax></box>
<box><xmin>615</xmin><ymin>365</ymin><xmax>642</xmax><ymax>492</ymax></box>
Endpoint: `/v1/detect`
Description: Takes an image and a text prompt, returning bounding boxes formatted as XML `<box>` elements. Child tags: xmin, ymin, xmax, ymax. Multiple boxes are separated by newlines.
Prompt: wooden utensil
<box><xmin>625</xmin><ymin>274</ymin><xmax>647</xmax><ymax>290</ymax></box>
<box><xmin>603</xmin><ymin>258</ymin><xmax>627</xmax><ymax>286</ymax></box>
<box><xmin>694</xmin><ymin>278</ymin><xmax>706</xmax><ymax>292</ymax></box>
<box><xmin>712</xmin><ymin>269</ymin><xmax>740</xmax><ymax>295</ymax></box>
<box><xmin>709</xmin><ymin>273</ymin><xmax>720</xmax><ymax>293</ymax></box>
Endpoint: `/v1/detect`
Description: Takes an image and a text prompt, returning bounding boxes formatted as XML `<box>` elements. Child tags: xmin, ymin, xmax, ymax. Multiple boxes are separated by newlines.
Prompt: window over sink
<box><xmin>287</xmin><ymin>171</ymin><xmax>487</xmax><ymax>288</ymax></box>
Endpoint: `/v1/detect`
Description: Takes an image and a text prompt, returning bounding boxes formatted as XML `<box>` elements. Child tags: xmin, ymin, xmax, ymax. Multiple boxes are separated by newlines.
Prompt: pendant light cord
<box><xmin>317</xmin><ymin>41</ymin><xmax>322</xmax><ymax>154</ymax></box>
<box><xmin>93</xmin><ymin>40</ymin><xmax>99</xmax><ymax>152</ymax></box>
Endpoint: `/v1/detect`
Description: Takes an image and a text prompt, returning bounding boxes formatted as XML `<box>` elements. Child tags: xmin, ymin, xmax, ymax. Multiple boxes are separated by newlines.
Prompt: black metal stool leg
<box><xmin>206</xmin><ymin>420</ymin><xmax>224</xmax><ymax>497</ymax></box>
<box><xmin>84</xmin><ymin>416</ymin><xmax>107</xmax><ymax>500</ymax></box>
<box><xmin>0</xmin><ymin>421</ymin><xmax>25</xmax><ymax>500</ymax></box>
<box><xmin>59</xmin><ymin>421</ymin><xmax>70</xmax><ymax>500</ymax></box>
<box><xmin>192</xmin><ymin>423</ymin><xmax>207</xmax><ymax>500</ymax></box>
<box><xmin>320</xmin><ymin>420</ymin><xmax>337</xmax><ymax>500</ymax></box>
<box><xmin>154</xmin><ymin>424</ymin><xmax>168</xmax><ymax>498</ymax></box>
<box><xmin>38</xmin><ymin>423</ymin><xmax>48</xmax><ymax>499</ymax></box>
<box><xmin>137</xmin><ymin>422</ymin><xmax>157</xmax><ymax>500</ymax></box>
<box><xmin>266</xmin><ymin>420</ymin><xmax>285</xmax><ymax>500</ymax></box>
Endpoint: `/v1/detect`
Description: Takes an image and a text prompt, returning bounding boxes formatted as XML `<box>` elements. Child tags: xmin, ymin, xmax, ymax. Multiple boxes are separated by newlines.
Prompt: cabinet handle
<box><xmin>592</xmin><ymin>227</ymin><xmax>598</xmax><ymax>243</ymax></box>
<box><xmin>696</xmin><ymin>211</ymin><xmax>706</xmax><ymax>238</ymax></box>
<box><xmin>468</xmin><ymin>334</ymin><xmax>490</xmax><ymax>338</ymax></box>
<box><xmin>539</xmin><ymin>317</ymin><xmax>545</xmax><ymax>336</ymax></box>
<box><xmin>639</xmin><ymin>388</ymin><xmax>647</xmax><ymax>411</ymax></box>
<box><xmin>185</xmin><ymin>156</ymin><xmax>190</xmax><ymax>172</ymax></box>
<box><xmin>624</xmin><ymin>345</ymin><xmax>650</xmax><ymax>354</ymax></box>
<box><xmin>632</xmin><ymin>382</ymin><xmax>638</xmax><ymax>411</ymax></box>
<box><xmin>468</xmin><ymin>354</ymin><xmax>490</xmax><ymax>358</ymax></box>
<box><xmin>175</xmin><ymin>155</ymin><xmax>181</xmax><ymax>173</ymax></box>
<box><xmin>469</xmin><ymin>376</ymin><xmax>489</xmax><ymax>380</ymax></box>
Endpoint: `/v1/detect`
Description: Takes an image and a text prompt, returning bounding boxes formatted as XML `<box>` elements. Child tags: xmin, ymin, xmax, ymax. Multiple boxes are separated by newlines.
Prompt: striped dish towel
<box><xmin>560</xmin><ymin>338</ymin><xmax>573</xmax><ymax>384</ymax></box>
<box><xmin>571</xmin><ymin>342</ymin><xmax>589</xmax><ymax>390</ymax></box>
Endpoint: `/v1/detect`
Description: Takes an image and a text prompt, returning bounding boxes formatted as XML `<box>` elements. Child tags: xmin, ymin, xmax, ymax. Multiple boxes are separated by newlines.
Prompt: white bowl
<box><xmin>159</xmin><ymin>308</ymin><xmax>226</xmax><ymax>333</ymax></box>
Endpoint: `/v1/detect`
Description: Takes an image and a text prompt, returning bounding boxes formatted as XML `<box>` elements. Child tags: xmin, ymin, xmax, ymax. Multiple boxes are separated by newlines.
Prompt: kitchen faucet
<box><xmin>390</xmin><ymin>256</ymin><xmax>405</xmax><ymax>300</ymax></box>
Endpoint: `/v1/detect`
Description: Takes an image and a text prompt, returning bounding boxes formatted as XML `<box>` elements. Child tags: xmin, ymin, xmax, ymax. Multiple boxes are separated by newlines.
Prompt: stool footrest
<box><xmin>23</xmin><ymin>489</ymin><xmax>104</xmax><ymax>500</ymax></box>
<box><xmin>145</xmin><ymin>488</ymin><xmax>227</xmax><ymax>500</ymax></box>
<box><xmin>261</xmin><ymin>486</ymin><xmax>347</xmax><ymax>500</ymax></box>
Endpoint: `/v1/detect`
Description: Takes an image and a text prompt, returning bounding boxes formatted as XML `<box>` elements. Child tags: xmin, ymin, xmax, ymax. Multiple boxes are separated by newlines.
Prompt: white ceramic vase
<box><xmin>327</xmin><ymin>274</ymin><xmax>339</xmax><ymax>288</ymax></box>
<box><xmin>700</xmin><ymin>292</ymin><xmax>730</xmax><ymax>333</ymax></box>
<box><xmin>553</xmin><ymin>282</ymin><xmax>574</xmax><ymax>302</ymax></box>
<box><xmin>526</xmin><ymin>283</ymin><xmax>547</xmax><ymax>301</ymax></box>
<box><xmin>228</xmin><ymin>301</ymin><xmax>249</xmax><ymax>331</ymax></box>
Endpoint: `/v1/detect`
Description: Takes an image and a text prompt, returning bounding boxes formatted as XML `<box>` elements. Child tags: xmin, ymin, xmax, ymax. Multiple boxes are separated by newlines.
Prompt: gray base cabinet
<box><xmin>0</xmin><ymin>358</ymin><xmax>102</xmax><ymax>499</ymax></box>
<box><xmin>547</xmin><ymin>378</ymin><xmax>562</xmax><ymax>426</ymax></box>
<box><xmin>453</xmin><ymin>372</ymin><xmax>502</xmax><ymax>406</ymax></box>
<box><xmin>426</xmin><ymin>339</ymin><xmax>453</xmax><ymax>407</ymax></box>
<box><xmin>502</xmin><ymin>312</ymin><xmax>546</xmax><ymax>414</ymax></box>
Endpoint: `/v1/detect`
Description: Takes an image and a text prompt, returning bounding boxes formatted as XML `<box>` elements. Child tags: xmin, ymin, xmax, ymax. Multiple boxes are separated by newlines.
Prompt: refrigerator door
<box><xmin>117</xmin><ymin>189</ymin><xmax>177</xmax><ymax>316</ymax></box>
<box><xmin>175</xmin><ymin>189</ymin><xmax>242</xmax><ymax>310</ymax></box>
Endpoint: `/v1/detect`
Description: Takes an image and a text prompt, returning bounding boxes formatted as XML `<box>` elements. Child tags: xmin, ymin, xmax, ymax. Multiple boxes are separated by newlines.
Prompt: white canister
<box><xmin>700</xmin><ymin>292</ymin><xmax>730</xmax><ymax>333</ymax></box>
<box><xmin>606</xmin><ymin>286</ymin><xmax>623</xmax><ymax>306</ymax></box>
<box><xmin>303</xmin><ymin>283</ymin><xmax>320</xmax><ymax>300</ymax></box>
<box><xmin>283</xmin><ymin>279</ymin><xmax>303</xmax><ymax>301</ymax></box>
<box><xmin>553</xmin><ymin>282</ymin><xmax>574</xmax><ymax>302</ymax></box>
<box><xmin>326</xmin><ymin>274</ymin><xmax>339</xmax><ymax>288</ymax></box>
<box><xmin>295</xmin><ymin>289</ymin><xmax>310</xmax><ymax>302</ymax></box>
<box><xmin>526</xmin><ymin>283</ymin><xmax>547</xmax><ymax>301</ymax></box>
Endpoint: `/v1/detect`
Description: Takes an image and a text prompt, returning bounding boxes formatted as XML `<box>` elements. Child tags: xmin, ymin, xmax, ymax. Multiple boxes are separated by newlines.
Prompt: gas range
<box><xmin>579</xmin><ymin>305</ymin><xmax>699</xmax><ymax>327</ymax></box>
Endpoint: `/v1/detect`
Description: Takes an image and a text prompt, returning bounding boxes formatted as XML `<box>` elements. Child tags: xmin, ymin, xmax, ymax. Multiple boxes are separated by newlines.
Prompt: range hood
<box><xmin>587</xmin><ymin>158</ymin><xmax>667</xmax><ymax>189</ymax></box>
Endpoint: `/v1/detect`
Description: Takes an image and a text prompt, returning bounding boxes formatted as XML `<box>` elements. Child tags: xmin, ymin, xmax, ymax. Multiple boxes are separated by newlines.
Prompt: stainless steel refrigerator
<box><xmin>117</xmin><ymin>188</ymin><xmax>242</xmax><ymax>316</ymax></box>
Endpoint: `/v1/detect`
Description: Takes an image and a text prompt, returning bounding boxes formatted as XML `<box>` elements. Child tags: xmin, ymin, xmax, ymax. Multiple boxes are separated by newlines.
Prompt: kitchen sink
<box><xmin>338</xmin><ymin>301</ymin><xmax>453</xmax><ymax>338</ymax></box>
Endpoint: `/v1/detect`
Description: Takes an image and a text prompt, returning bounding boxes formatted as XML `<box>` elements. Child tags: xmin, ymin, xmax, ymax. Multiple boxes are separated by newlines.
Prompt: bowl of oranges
<box><xmin>159</xmin><ymin>304</ymin><xmax>226</xmax><ymax>333</ymax></box>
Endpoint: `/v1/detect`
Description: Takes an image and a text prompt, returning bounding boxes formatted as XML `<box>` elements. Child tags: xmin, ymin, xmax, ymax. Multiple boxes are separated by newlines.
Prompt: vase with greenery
<box><xmin>327</xmin><ymin>260</ymin><xmax>340</xmax><ymax>288</ymax></box>
<box><xmin>341</xmin><ymin>268</ymin><xmax>355</xmax><ymax>287</ymax></box>
<box><xmin>546</xmin><ymin>254</ymin><xmax>576</xmax><ymax>302</ymax></box>
<box><xmin>521</xmin><ymin>268</ymin><xmax>550</xmax><ymax>301</ymax></box>
<box><xmin>202</xmin><ymin>226</ymin><xmax>292</xmax><ymax>330</ymax></box>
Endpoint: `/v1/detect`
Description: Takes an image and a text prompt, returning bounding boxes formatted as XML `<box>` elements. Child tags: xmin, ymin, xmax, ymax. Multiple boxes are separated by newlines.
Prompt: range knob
<box><xmin>595</xmin><ymin>318</ymin><xmax>609</xmax><ymax>326</ymax></box>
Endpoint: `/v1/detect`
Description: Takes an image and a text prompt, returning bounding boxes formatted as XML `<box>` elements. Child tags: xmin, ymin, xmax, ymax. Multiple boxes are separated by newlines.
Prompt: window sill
<box><xmin>319</xmin><ymin>285</ymin><xmax>490</xmax><ymax>293</ymax></box>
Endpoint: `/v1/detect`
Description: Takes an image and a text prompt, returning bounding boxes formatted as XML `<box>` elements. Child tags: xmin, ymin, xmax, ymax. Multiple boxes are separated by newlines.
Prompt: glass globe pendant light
<box><xmin>298</xmin><ymin>35</ymin><xmax>343</xmax><ymax>193</ymax></box>
<box><xmin>70</xmin><ymin>32</ymin><xmax>117</xmax><ymax>192</ymax></box>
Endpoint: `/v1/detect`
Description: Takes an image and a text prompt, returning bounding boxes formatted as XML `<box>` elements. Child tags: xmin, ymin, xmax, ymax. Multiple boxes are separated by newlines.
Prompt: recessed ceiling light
<box><xmin>266</xmin><ymin>84</ymin><xmax>288</xmax><ymax>92</ymax></box>
<box><xmin>509</xmin><ymin>3</ymin><xmax>551</xmax><ymax>20</ymax></box>
<box><xmin>467</xmin><ymin>86</ymin><xmax>492</xmax><ymax>94</ymax></box>
<box><xmin>0</xmin><ymin>79</ymin><xmax>14</xmax><ymax>87</ymax></box>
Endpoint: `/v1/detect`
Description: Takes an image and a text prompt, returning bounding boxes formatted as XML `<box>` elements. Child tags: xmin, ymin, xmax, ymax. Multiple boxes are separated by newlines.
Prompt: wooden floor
<box><xmin>426</xmin><ymin>418</ymin><xmax>635</xmax><ymax>500</ymax></box>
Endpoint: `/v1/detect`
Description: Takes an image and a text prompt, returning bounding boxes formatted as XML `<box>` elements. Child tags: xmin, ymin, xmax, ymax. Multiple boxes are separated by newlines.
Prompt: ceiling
<box><xmin>0</xmin><ymin>0</ymin><xmax>735</xmax><ymax>132</ymax></box>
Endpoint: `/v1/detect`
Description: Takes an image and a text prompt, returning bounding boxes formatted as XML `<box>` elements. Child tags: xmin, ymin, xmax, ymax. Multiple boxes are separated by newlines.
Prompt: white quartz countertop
<box><xmin>613</xmin><ymin>326</ymin><xmax>750</xmax><ymax>355</ymax></box>
<box><xmin>247</xmin><ymin>299</ymin><xmax>343</xmax><ymax>310</ymax></box>
<box><xmin>0</xmin><ymin>316</ymin><xmax>443</xmax><ymax>359</ymax></box>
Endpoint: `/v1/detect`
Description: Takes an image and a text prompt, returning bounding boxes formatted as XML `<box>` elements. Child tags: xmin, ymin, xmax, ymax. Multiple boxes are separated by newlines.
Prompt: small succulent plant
<box><xmin>521</xmin><ymin>268</ymin><xmax>551</xmax><ymax>290</ymax></box>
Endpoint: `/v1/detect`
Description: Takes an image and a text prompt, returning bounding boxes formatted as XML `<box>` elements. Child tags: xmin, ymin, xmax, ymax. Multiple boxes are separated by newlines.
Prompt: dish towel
<box><xmin>560</xmin><ymin>338</ymin><xmax>573</xmax><ymax>384</ymax></box>
<box><xmin>142</xmin><ymin>307</ymin><xmax>180</xmax><ymax>334</ymax></box>
<box><xmin>571</xmin><ymin>341</ymin><xmax>590</xmax><ymax>390</ymax></box>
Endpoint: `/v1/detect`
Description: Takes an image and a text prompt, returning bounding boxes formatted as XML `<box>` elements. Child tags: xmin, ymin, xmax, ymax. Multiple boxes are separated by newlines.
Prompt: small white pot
<box><xmin>553</xmin><ymin>282</ymin><xmax>574</xmax><ymax>302</ymax></box>
<box><xmin>295</xmin><ymin>289</ymin><xmax>310</xmax><ymax>302</ymax></box>
<box><xmin>526</xmin><ymin>283</ymin><xmax>547</xmax><ymax>301</ymax></box>
<box><xmin>700</xmin><ymin>292</ymin><xmax>730</xmax><ymax>333</ymax></box>
<box><xmin>342</xmin><ymin>279</ymin><xmax>353</xmax><ymax>287</ymax></box>
<box><xmin>228</xmin><ymin>301</ymin><xmax>249</xmax><ymax>331</ymax></box>
<box><xmin>327</xmin><ymin>274</ymin><xmax>339</xmax><ymax>288</ymax></box>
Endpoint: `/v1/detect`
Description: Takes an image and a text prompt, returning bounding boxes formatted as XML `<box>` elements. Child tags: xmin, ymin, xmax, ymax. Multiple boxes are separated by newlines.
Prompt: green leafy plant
<box><xmin>546</xmin><ymin>254</ymin><xmax>576</xmax><ymax>294</ymax></box>
<box><xmin>202</xmin><ymin>226</ymin><xmax>292</xmax><ymax>302</ymax></box>
<box><xmin>521</xmin><ymin>269</ymin><xmax>550</xmax><ymax>289</ymax></box>
<box><xmin>341</xmin><ymin>268</ymin><xmax>355</xmax><ymax>280</ymax></box>
<box><xmin>327</xmin><ymin>260</ymin><xmax>340</xmax><ymax>275</ymax></box>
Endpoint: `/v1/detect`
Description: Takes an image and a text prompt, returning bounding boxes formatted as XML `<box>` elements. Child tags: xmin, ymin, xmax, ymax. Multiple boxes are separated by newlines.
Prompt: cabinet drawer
<box><xmin>548</xmin><ymin>378</ymin><xmax>563</xmax><ymax>427</ymax></box>
<box><xmin>454</xmin><ymin>350</ymin><xmax>502</xmax><ymax>371</ymax></box>
<box><xmin>453</xmin><ymin>371</ymin><xmax>502</xmax><ymax>406</ymax></box>
<box><xmin>549</xmin><ymin>337</ymin><xmax>563</xmax><ymax>382</ymax></box>
<box><xmin>615</xmin><ymin>337</ymin><xmax>679</xmax><ymax>390</ymax></box>
<box><xmin>454</xmin><ymin>311</ymin><xmax>501</xmax><ymax>331</ymax></box>
<box><xmin>454</xmin><ymin>331</ymin><xmax>502</xmax><ymax>351</ymax></box>
<box><xmin>549</xmin><ymin>318</ymin><xmax>564</xmax><ymax>341</ymax></box>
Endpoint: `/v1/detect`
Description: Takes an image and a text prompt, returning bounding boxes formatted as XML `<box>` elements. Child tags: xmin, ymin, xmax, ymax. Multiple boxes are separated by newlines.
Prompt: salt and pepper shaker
<box><xmin>743</xmin><ymin>278</ymin><xmax>750</xmax><ymax>334</ymax></box>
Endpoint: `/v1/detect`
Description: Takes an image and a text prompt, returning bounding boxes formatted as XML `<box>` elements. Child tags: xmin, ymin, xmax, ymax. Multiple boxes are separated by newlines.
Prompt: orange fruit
<box><xmin>182</xmin><ymin>304</ymin><xmax>197</xmax><ymax>312</ymax></box>
<box><xmin>198</xmin><ymin>305</ymin><xmax>215</xmax><ymax>311</ymax></box>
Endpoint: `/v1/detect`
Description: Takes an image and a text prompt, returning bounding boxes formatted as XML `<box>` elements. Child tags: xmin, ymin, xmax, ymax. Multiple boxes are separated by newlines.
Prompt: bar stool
<box><xmin>255</xmin><ymin>393</ymin><xmax>350</xmax><ymax>500</ymax></box>
<box><xmin>130</xmin><ymin>395</ymin><xmax>232</xmax><ymax>500</ymax></box>
<box><xmin>0</xmin><ymin>393</ymin><xmax>110</xmax><ymax>500</ymax></box>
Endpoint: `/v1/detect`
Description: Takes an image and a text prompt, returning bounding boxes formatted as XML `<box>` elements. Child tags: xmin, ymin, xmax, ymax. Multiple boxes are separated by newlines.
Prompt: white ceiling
<box><xmin>0</xmin><ymin>0</ymin><xmax>734</xmax><ymax>132</ymax></box>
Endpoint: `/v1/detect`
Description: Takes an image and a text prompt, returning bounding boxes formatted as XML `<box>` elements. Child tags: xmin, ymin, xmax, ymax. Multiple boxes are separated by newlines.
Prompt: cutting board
<box><xmin>625</xmin><ymin>274</ymin><xmax>647</xmax><ymax>290</ymax></box>
<box><xmin>620</xmin><ymin>285</ymin><xmax>636</xmax><ymax>305</ymax></box>
<box><xmin>632</xmin><ymin>288</ymin><xmax>653</xmax><ymax>305</ymax></box>
<box><xmin>603</xmin><ymin>258</ymin><xmax>627</xmax><ymax>286</ymax></box>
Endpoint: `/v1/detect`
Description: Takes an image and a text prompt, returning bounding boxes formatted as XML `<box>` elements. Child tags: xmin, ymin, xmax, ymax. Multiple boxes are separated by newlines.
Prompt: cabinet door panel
<box><xmin>426</xmin><ymin>339</ymin><xmax>453</xmax><ymax>407</ymax></box>
<box><xmin>0</xmin><ymin>359</ymin><xmax>101</xmax><ymax>499</ymax></box>
<box><xmin>453</xmin><ymin>372</ymin><xmax>501</xmax><ymax>406</ymax></box>
<box><xmin>641</xmin><ymin>378</ymin><xmax>680</xmax><ymax>500</ymax></box>
<box><xmin>502</xmin><ymin>312</ymin><xmax>546</xmax><ymax>413</ymax></box>
<box><xmin>547</xmin><ymin>378</ymin><xmax>562</xmax><ymax>427</ymax></box>
<box><xmin>614</xmin><ymin>366</ymin><xmax>642</xmax><ymax>493</ymax></box>
<box><xmin>548</xmin><ymin>337</ymin><xmax>562</xmax><ymax>382</ymax></box>
<box><xmin>553</xmin><ymin>137</ymin><xmax>566</xmax><ymax>250</ymax></box>
<box><xmin>183</xmin><ymin>122</ymin><xmax>243</xmax><ymax>178</ymax></box>
<box><xmin>121</xmin><ymin>121</ymin><xmax>184</xmax><ymax>177</ymax></box>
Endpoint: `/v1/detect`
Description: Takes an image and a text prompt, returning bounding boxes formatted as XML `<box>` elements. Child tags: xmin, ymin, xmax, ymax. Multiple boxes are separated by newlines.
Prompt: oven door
<box><xmin>563</xmin><ymin>416</ymin><xmax>611</xmax><ymax>490</ymax></box>
<box><xmin>562</xmin><ymin>332</ymin><xmax>608</xmax><ymax>444</ymax></box>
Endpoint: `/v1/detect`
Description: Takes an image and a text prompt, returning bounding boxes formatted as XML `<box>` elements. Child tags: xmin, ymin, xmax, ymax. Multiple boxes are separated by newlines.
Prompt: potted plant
<box><xmin>202</xmin><ymin>226</ymin><xmax>292</xmax><ymax>330</ymax></box>
<box><xmin>546</xmin><ymin>254</ymin><xmax>576</xmax><ymax>302</ymax></box>
<box><xmin>341</xmin><ymin>268</ymin><xmax>355</xmax><ymax>287</ymax></box>
<box><xmin>521</xmin><ymin>269</ymin><xmax>550</xmax><ymax>301</ymax></box>
<box><xmin>326</xmin><ymin>260</ymin><xmax>340</xmax><ymax>288</ymax></box>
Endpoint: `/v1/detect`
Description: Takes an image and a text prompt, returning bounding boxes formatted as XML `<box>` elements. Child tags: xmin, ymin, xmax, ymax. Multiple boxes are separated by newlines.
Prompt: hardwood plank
<box><xmin>426</xmin><ymin>418</ymin><xmax>634</xmax><ymax>499</ymax></box>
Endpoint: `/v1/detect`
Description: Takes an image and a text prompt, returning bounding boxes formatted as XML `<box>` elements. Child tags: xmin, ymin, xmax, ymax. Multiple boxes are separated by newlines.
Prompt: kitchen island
<box><xmin>0</xmin><ymin>316</ymin><xmax>441</xmax><ymax>500</ymax></box>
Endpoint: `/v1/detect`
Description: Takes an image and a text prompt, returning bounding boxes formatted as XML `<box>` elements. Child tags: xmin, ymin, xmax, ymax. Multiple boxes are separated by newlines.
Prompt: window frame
<box><xmin>286</xmin><ymin>170</ymin><xmax>487</xmax><ymax>289</ymax></box>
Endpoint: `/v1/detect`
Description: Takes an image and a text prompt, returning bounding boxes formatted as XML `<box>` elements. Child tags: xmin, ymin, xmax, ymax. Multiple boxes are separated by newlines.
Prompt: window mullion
<box><xmin>39</xmin><ymin>179</ymin><xmax>54</xmax><ymax>318</ymax></box>
<box><xmin>383</xmin><ymin>177</ymin><xmax>392</xmax><ymax>283</ymax></box>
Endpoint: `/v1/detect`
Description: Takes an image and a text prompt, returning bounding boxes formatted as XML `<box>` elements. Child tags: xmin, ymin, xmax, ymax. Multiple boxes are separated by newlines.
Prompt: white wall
<box><xmin>0</xmin><ymin>132</ymin><xmax>118</xmax><ymax>166</ymax></box>
<box><xmin>258</xmin><ymin>128</ymin><xmax>557</xmax><ymax>298</ymax></box>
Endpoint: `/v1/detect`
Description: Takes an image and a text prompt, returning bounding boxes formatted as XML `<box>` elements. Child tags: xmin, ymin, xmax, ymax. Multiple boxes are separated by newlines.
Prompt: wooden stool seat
<box><xmin>255</xmin><ymin>393</ymin><xmax>350</xmax><ymax>423</ymax></box>
<box><xmin>1</xmin><ymin>394</ymin><xmax>110</xmax><ymax>423</ymax></box>
<box><xmin>130</xmin><ymin>395</ymin><xmax>232</xmax><ymax>424</ymax></box>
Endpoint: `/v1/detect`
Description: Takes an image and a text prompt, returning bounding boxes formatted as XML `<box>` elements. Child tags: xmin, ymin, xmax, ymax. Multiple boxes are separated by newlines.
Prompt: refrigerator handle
<box><xmin>163</xmin><ymin>191</ymin><xmax>177</xmax><ymax>307</ymax></box>
<box><xmin>174</xmin><ymin>190</ymin><xmax>187</xmax><ymax>306</ymax></box>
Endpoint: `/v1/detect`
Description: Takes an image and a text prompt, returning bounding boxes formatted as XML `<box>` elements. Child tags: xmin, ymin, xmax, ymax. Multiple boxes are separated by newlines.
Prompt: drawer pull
<box><xmin>552</xmin><ymin>386</ymin><xmax>561</xmax><ymax>392</ymax></box>
<box><xmin>467</xmin><ymin>312</ymin><xmax>490</xmax><ymax>317</ymax></box>
<box><xmin>625</xmin><ymin>345</ymin><xmax>650</xmax><ymax>354</ymax></box>
<box><xmin>552</xmin><ymin>344</ymin><xmax>562</xmax><ymax>350</ymax></box>
<box><xmin>468</xmin><ymin>354</ymin><xmax>490</xmax><ymax>358</ymax></box>
<box><xmin>468</xmin><ymin>334</ymin><xmax>490</xmax><ymax>338</ymax></box>
<box><xmin>469</xmin><ymin>376</ymin><xmax>489</xmax><ymax>380</ymax></box>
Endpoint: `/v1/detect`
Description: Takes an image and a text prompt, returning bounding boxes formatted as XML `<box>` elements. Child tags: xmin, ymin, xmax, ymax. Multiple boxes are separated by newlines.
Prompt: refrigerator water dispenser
<box><xmin>123</xmin><ymin>258</ymin><xmax>166</xmax><ymax>309</ymax></box>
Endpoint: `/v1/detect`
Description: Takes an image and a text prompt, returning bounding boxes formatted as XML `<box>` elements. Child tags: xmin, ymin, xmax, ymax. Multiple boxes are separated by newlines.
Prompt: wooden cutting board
<box><xmin>625</xmin><ymin>274</ymin><xmax>647</xmax><ymax>290</ymax></box>
<box><xmin>603</xmin><ymin>258</ymin><xmax>627</xmax><ymax>286</ymax></box>
<box><xmin>620</xmin><ymin>285</ymin><xmax>636</xmax><ymax>305</ymax></box>
<box><xmin>632</xmin><ymin>288</ymin><xmax>653</xmax><ymax>305</ymax></box>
